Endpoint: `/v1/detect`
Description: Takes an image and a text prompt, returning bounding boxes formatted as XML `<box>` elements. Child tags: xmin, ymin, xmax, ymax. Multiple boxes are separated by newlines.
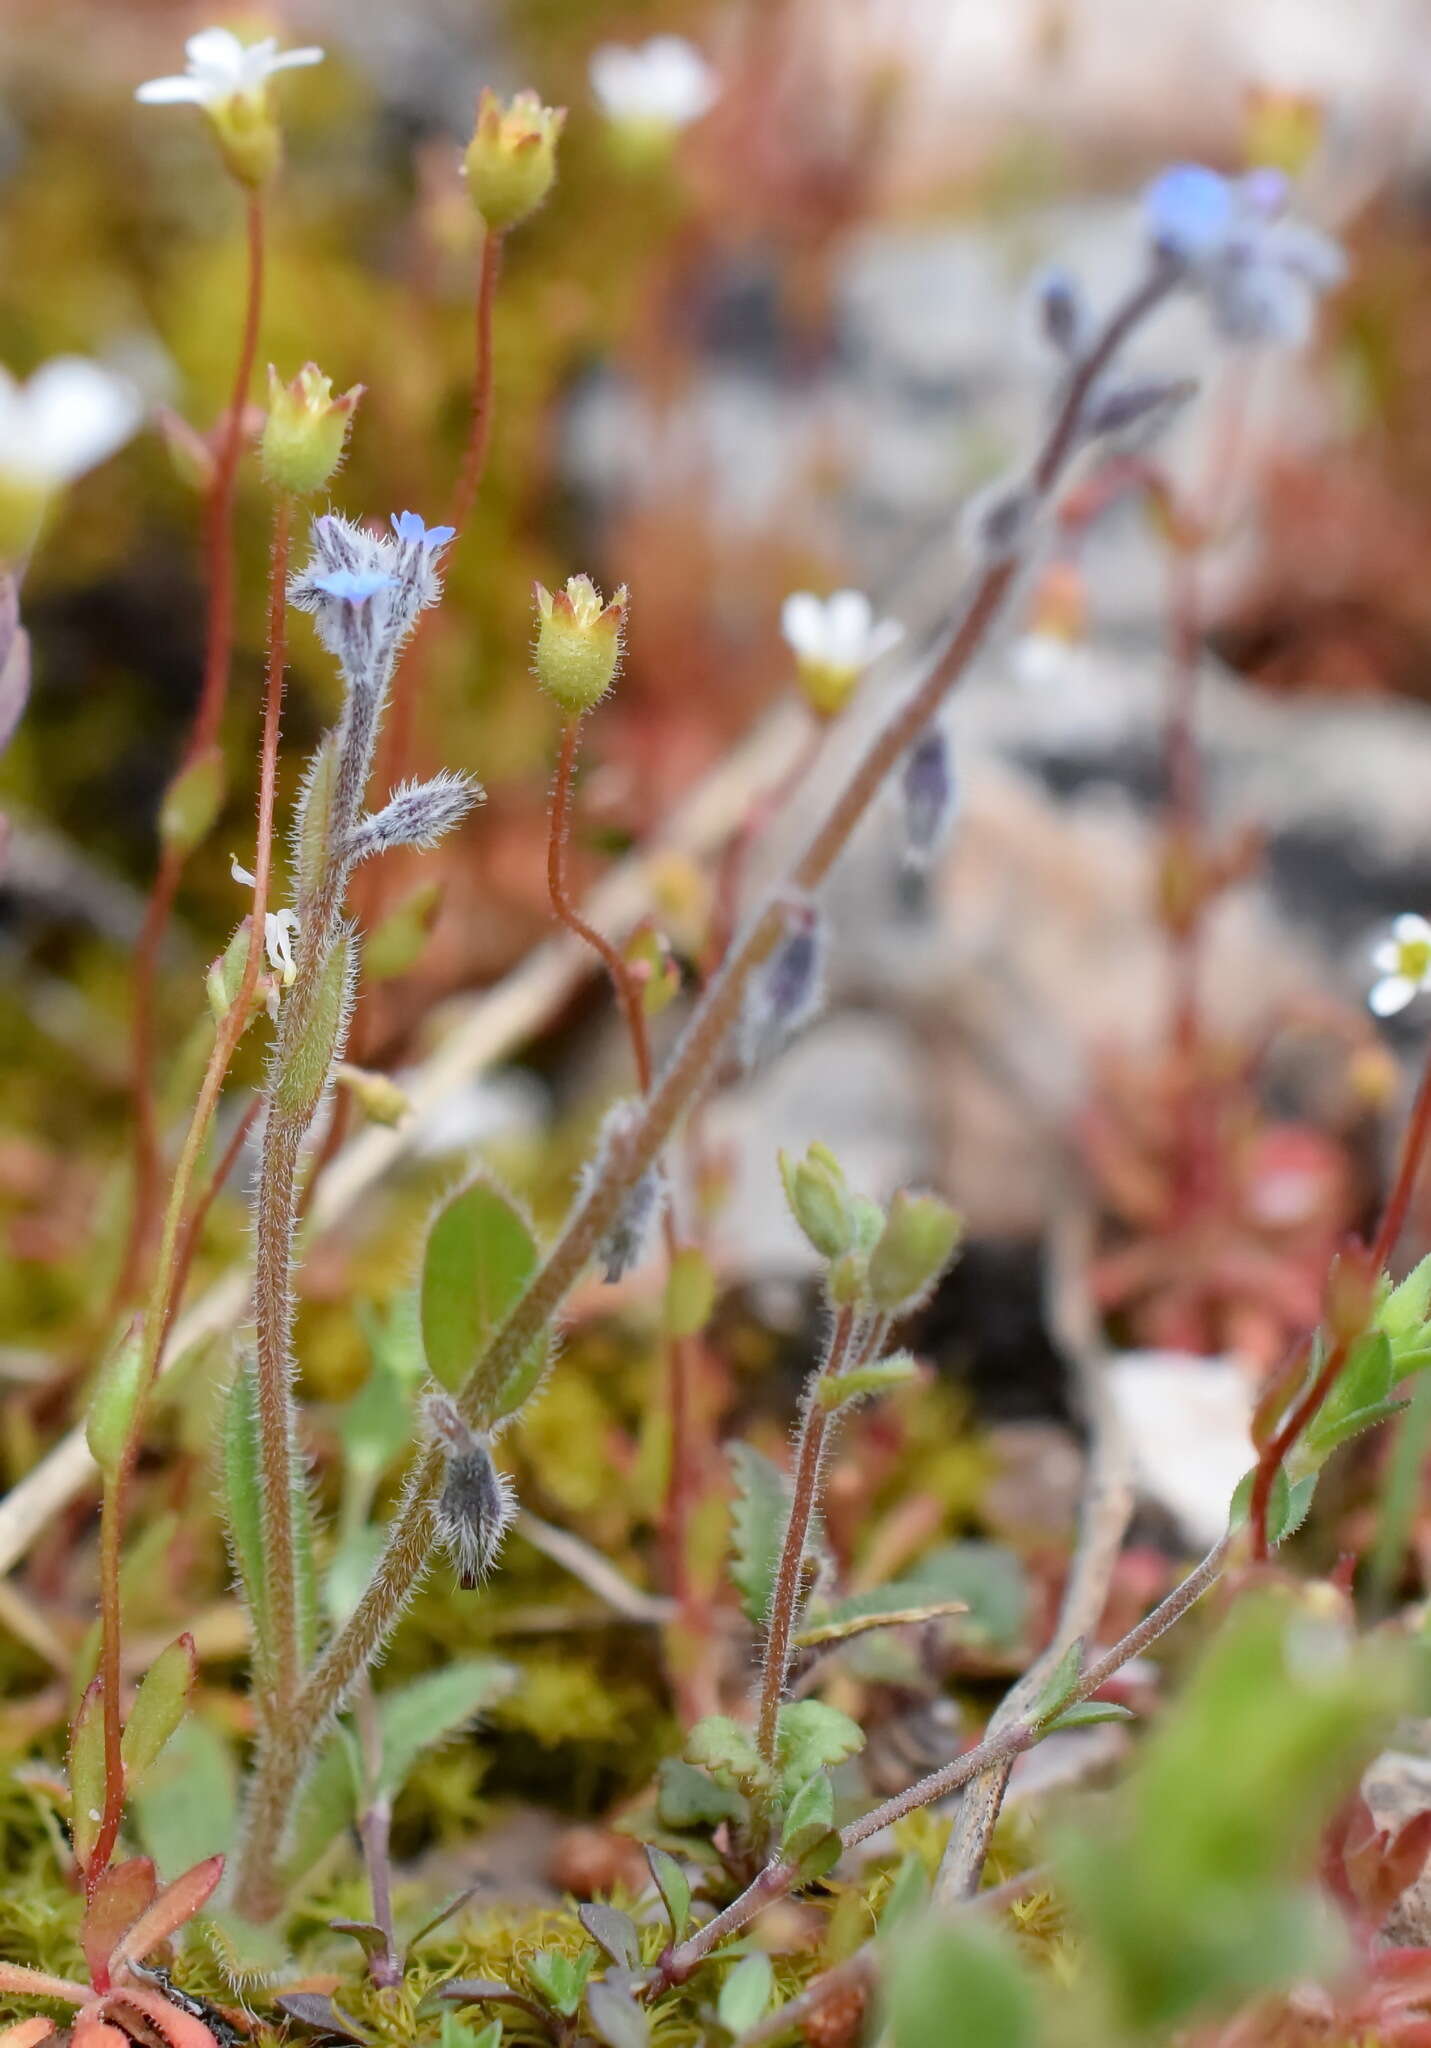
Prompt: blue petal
<box><xmin>313</xmin><ymin>568</ymin><xmax>392</xmax><ymax>603</ymax></box>
<box><xmin>390</xmin><ymin>509</ymin><xmax>456</xmax><ymax>549</ymax></box>
<box><xmin>1143</xmin><ymin>163</ymin><xmax>1235</xmax><ymax>260</ymax></box>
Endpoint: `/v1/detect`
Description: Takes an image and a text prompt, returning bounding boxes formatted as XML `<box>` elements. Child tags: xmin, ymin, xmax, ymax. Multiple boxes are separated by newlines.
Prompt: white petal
<box><xmin>1373</xmin><ymin>941</ymin><xmax>1403</xmax><ymax>973</ymax></box>
<box><xmin>1393</xmin><ymin>913</ymin><xmax>1431</xmax><ymax>947</ymax></box>
<box><xmin>135</xmin><ymin>74</ymin><xmax>211</xmax><ymax>104</ymax></box>
<box><xmin>643</xmin><ymin>36</ymin><xmax>717</xmax><ymax>123</ymax></box>
<box><xmin>589</xmin><ymin>45</ymin><xmax>644</xmax><ymax>118</ymax></box>
<box><xmin>1370</xmin><ymin>975</ymin><xmax>1416</xmax><ymax>1017</ymax></box>
<box><xmin>12</xmin><ymin>359</ymin><xmax>141</xmax><ymax>485</ymax></box>
<box><xmin>265</xmin><ymin>45</ymin><xmax>325</xmax><ymax>74</ymax></box>
<box><xmin>184</xmin><ymin>27</ymin><xmax>246</xmax><ymax>79</ymax></box>
<box><xmin>230</xmin><ymin>855</ymin><xmax>256</xmax><ymax>888</ymax></box>
<box><xmin>825</xmin><ymin>589</ymin><xmax>875</xmax><ymax>667</ymax></box>
<box><xmin>1109</xmin><ymin>1351</ymin><xmax>1253</xmax><ymax>1549</ymax></box>
<box><xmin>781</xmin><ymin>591</ymin><xmax>827</xmax><ymax>662</ymax></box>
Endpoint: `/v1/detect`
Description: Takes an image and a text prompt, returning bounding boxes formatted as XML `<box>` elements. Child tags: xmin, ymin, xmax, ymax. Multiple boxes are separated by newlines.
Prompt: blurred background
<box><xmin>3</xmin><ymin>0</ymin><xmax>1431</xmax><ymax>1841</ymax></box>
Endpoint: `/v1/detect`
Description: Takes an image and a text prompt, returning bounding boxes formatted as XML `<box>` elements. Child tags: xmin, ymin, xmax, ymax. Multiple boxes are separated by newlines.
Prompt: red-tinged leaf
<box><xmin>83</xmin><ymin>1856</ymin><xmax>158</xmax><ymax>1988</ymax></box>
<box><xmin>0</xmin><ymin>2020</ymin><xmax>60</xmax><ymax>2048</ymax></box>
<box><xmin>110</xmin><ymin>1854</ymin><xmax>225</xmax><ymax>1969</ymax></box>
<box><xmin>106</xmin><ymin>1991</ymin><xmax>223</xmax><ymax>2048</ymax></box>
<box><xmin>71</xmin><ymin>2022</ymin><xmax>130</xmax><ymax>2048</ymax></box>
<box><xmin>69</xmin><ymin>1676</ymin><xmax>109</xmax><ymax>1874</ymax></box>
<box><xmin>0</xmin><ymin>1961</ymin><xmax>89</xmax><ymax>2004</ymax></box>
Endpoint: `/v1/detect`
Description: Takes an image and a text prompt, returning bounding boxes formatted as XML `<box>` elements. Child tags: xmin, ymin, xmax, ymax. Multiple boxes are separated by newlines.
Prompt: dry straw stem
<box><xmin>0</xmin><ymin>698</ymin><xmax>812</xmax><ymax>1583</ymax></box>
<box><xmin>232</xmin><ymin>260</ymin><xmax>1179</xmax><ymax>1912</ymax></box>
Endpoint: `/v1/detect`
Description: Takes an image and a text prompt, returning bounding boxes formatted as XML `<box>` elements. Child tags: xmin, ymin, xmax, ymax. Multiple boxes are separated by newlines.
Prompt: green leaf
<box><xmin>223</xmin><ymin>1359</ymin><xmax>270</xmax><ymax>1668</ymax></box>
<box><xmin>86</xmin><ymin>1322</ymin><xmax>146</xmax><ymax>1481</ymax></box>
<box><xmin>815</xmin><ymin>1352</ymin><xmax>920</xmax><ymax>1412</ymax></box>
<box><xmin>1031</xmin><ymin>1636</ymin><xmax>1085</xmax><ymax>1726</ymax></box>
<box><xmin>131</xmin><ymin>1715</ymin><xmax>238</xmax><ymax>1874</ymax></box>
<box><xmin>1380</xmin><ymin>1253</ymin><xmax>1431</xmax><ymax>1340</ymax></box>
<box><xmin>1043</xmin><ymin>1700</ymin><xmax>1135</xmax><ymax>1733</ymax></box>
<box><xmin>283</xmin><ymin>1728</ymin><xmax>363</xmax><ymax>1883</ymax></box>
<box><xmin>900</xmin><ymin>1543</ymin><xmax>1028</xmax><ymax>1649</ymax></box>
<box><xmin>377</xmin><ymin>1660</ymin><xmax>516</xmax><ymax>1801</ymax></box>
<box><xmin>325</xmin><ymin>1525</ymin><xmax>386</xmax><ymax>1630</ymax></box>
<box><xmin>686</xmin><ymin>1714</ymin><xmax>773</xmax><ymax>1799</ymax></box>
<box><xmin>780</xmin><ymin>1770</ymin><xmax>835</xmax><ymax>1857</ymax></box>
<box><xmin>586</xmin><ymin>1980</ymin><xmax>649</xmax><ymax>2048</ymax></box>
<box><xmin>366</xmin><ymin>878</ymin><xmax>442</xmax><ymax>982</ymax></box>
<box><xmin>647</xmin><ymin>1845</ymin><xmax>691</xmax><ymax>1940</ymax></box>
<box><xmin>1229</xmin><ymin>1466</ymin><xmax>1318</xmax><ymax>1546</ymax></box>
<box><xmin>273</xmin><ymin>932</ymin><xmax>352</xmax><ymax>1124</ymax></box>
<box><xmin>121</xmin><ymin>1634</ymin><xmax>196</xmax><ymax>1785</ymax></box>
<box><xmin>439</xmin><ymin>2017</ymin><xmax>502</xmax><ymax>2048</ymax></box>
<box><xmin>656</xmin><ymin>1758</ymin><xmax>745</xmax><ymax>1831</ymax></box>
<box><xmin>1308</xmin><ymin>1332</ymin><xmax>1394</xmax><ymax>1451</ymax></box>
<box><xmin>774</xmin><ymin>1701</ymin><xmax>865</xmax><ymax>1802</ymax></box>
<box><xmin>888</xmin><ymin>1917</ymin><xmax>1038</xmax><ymax>2048</ymax></box>
<box><xmin>878</xmin><ymin>1855</ymin><xmax>930</xmax><ymax>1937</ymax></box>
<box><xmin>796</xmin><ymin>1583</ymin><xmax>970</xmax><ymax>1648</ymax></box>
<box><xmin>717</xmin><ymin>1952</ymin><xmax>773</xmax><ymax>2034</ymax></box>
<box><xmin>526</xmin><ymin>1947</ymin><xmax>593</xmax><ymax>2018</ymax></box>
<box><xmin>159</xmin><ymin>745</ymin><xmax>225</xmax><ymax>854</ymax></box>
<box><xmin>728</xmin><ymin>1443</ymin><xmax>789</xmax><ymax>1629</ymax></box>
<box><xmin>1306</xmin><ymin>1398</ymin><xmax>1407</xmax><ymax>1460</ymax></box>
<box><xmin>421</xmin><ymin>1176</ymin><xmax>547</xmax><ymax>1411</ymax></box>
<box><xmin>68</xmin><ymin>1678</ymin><xmax>106</xmax><ymax>1869</ymax></box>
<box><xmin>578</xmin><ymin>1903</ymin><xmax>638</xmax><ymax>1969</ymax></box>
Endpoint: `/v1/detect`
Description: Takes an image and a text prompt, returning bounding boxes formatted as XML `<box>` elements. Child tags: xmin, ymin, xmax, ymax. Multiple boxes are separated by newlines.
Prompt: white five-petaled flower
<box><xmin>136</xmin><ymin>26</ymin><xmax>323</xmax><ymax>110</ymax></box>
<box><xmin>588</xmin><ymin>35</ymin><xmax>717</xmax><ymax>129</ymax></box>
<box><xmin>1369</xmin><ymin>913</ymin><xmax>1431</xmax><ymax>1019</ymax></box>
<box><xmin>781</xmin><ymin>588</ymin><xmax>903</xmax><ymax>718</ymax></box>
<box><xmin>0</xmin><ymin>358</ymin><xmax>142</xmax><ymax>560</ymax></box>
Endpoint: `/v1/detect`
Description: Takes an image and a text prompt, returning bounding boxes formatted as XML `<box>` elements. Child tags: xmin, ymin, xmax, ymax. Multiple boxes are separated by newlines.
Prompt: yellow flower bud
<box><xmin>260</xmin><ymin>364</ymin><xmax>362</xmax><ymax>497</ymax></box>
<box><xmin>463</xmin><ymin>87</ymin><xmax>565</xmax><ymax>231</ymax></box>
<box><xmin>333</xmin><ymin>1062</ymin><xmax>411</xmax><ymax>1128</ymax></box>
<box><xmin>532</xmin><ymin>574</ymin><xmax>628</xmax><ymax>714</ymax></box>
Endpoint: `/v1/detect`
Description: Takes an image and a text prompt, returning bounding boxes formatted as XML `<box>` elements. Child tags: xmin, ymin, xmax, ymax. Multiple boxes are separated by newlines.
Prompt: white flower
<box><xmin>136</xmin><ymin>26</ymin><xmax>323</xmax><ymax>109</ymax></box>
<box><xmin>1369</xmin><ymin>913</ymin><xmax>1431</xmax><ymax>1018</ymax></box>
<box><xmin>781</xmin><ymin>589</ymin><xmax>903</xmax><ymax>673</ymax></box>
<box><xmin>0</xmin><ymin>358</ymin><xmax>141</xmax><ymax>490</ymax></box>
<box><xmin>781</xmin><ymin>589</ymin><xmax>903</xmax><ymax>719</ymax></box>
<box><xmin>589</xmin><ymin>36</ymin><xmax>717</xmax><ymax>129</ymax></box>
<box><xmin>231</xmin><ymin>854</ymin><xmax>299</xmax><ymax>999</ymax></box>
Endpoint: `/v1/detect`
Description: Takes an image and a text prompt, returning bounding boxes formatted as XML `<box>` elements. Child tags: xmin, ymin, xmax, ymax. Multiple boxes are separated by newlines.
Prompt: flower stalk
<box><xmin>230</xmin><ymin>259</ymin><xmax>1179</xmax><ymax>1916</ymax></box>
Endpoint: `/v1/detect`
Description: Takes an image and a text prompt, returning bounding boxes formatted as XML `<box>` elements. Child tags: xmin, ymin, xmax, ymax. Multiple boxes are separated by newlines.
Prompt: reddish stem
<box><xmin>120</xmin><ymin>192</ymin><xmax>266</xmax><ymax>1306</ymax></box>
<box><xmin>449</xmin><ymin>226</ymin><xmax>503</xmax><ymax>537</ymax></box>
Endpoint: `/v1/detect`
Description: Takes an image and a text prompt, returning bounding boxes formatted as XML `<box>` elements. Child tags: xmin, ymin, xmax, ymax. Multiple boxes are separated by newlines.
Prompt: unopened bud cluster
<box><xmin>780</xmin><ymin>1143</ymin><xmax>963</xmax><ymax>1313</ymax></box>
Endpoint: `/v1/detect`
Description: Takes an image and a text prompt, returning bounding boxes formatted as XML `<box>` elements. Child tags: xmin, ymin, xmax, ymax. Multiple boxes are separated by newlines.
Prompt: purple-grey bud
<box><xmin>347</xmin><ymin>770</ymin><xmax>484</xmax><ymax>861</ymax></box>
<box><xmin>1033</xmin><ymin>266</ymin><xmax>1086</xmax><ymax>358</ymax></box>
<box><xmin>900</xmin><ymin>726</ymin><xmax>955</xmax><ymax>871</ymax></box>
<box><xmin>961</xmin><ymin>477</ymin><xmax>1036</xmax><ymax>564</ymax></box>
<box><xmin>1083</xmin><ymin>376</ymin><xmax>1198</xmax><ymax>444</ymax></box>
<box><xmin>582</xmin><ymin>1099</ymin><xmax>666</xmax><ymax>1283</ymax></box>
<box><xmin>427</xmin><ymin>1394</ymin><xmax>515</xmax><ymax>1591</ymax></box>
<box><xmin>739</xmin><ymin>894</ymin><xmax>825</xmax><ymax>1070</ymax></box>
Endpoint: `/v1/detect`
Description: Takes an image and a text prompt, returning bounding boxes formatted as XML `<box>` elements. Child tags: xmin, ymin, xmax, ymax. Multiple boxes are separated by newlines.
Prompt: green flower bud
<box><xmin>333</xmin><ymin>1061</ymin><xmax>410</xmax><ymax>1128</ymax></box>
<box><xmin>208</xmin><ymin>86</ymin><xmax>283</xmax><ymax>189</ymax></box>
<box><xmin>533</xmin><ymin>574</ymin><xmax>628</xmax><ymax>714</ymax></box>
<box><xmin>86</xmin><ymin>1319</ymin><xmax>146</xmax><ymax>1481</ymax></box>
<box><xmin>779</xmin><ymin>1143</ymin><xmax>853</xmax><ymax>1261</ymax></box>
<box><xmin>159</xmin><ymin>744</ymin><xmax>225</xmax><ymax>855</ymax></box>
<box><xmin>261</xmin><ymin>363</ymin><xmax>362</xmax><ymax>497</ymax></box>
<box><xmin>867</xmin><ymin>1190</ymin><xmax>963</xmax><ymax>1314</ymax></box>
<box><xmin>463</xmin><ymin>87</ymin><xmax>565</xmax><ymax>231</ymax></box>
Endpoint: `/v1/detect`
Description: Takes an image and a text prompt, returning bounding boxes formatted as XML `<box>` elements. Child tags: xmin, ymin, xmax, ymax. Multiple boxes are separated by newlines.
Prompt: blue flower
<box><xmin>1143</xmin><ymin>164</ymin><xmax>1237</xmax><ymax>262</ymax></box>
<box><xmin>390</xmin><ymin>509</ymin><xmax>456</xmax><ymax>550</ymax></box>
<box><xmin>312</xmin><ymin>568</ymin><xmax>392</xmax><ymax>604</ymax></box>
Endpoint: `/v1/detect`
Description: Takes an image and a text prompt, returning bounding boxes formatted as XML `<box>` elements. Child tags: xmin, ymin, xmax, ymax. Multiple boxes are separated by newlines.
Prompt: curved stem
<box><xmin>121</xmin><ymin>192</ymin><xmax>266</xmax><ymax>1307</ymax></box>
<box><xmin>232</xmin><ymin>259</ymin><xmax>1179</xmax><ymax>1913</ymax></box>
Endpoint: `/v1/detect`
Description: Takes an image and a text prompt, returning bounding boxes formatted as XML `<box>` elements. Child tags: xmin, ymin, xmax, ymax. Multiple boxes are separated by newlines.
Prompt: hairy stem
<box><xmin>122</xmin><ymin>192</ymin><xmax>266</xmax><ymax>1306</ymax></box>
<box><xmin>755</xmin><ymin>1307</ymin><xmax>858</xmax><ymax>1771</ymax></box>
<box><xmin>659</xmin><ymin>1534</ymin><xmax>1229</xmax><ymax>1984</ymax></box>
<box><xmin>233</xmin><ymin>258</ymin><xmax>1178</xmax><ymax>1910</ymax></box>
